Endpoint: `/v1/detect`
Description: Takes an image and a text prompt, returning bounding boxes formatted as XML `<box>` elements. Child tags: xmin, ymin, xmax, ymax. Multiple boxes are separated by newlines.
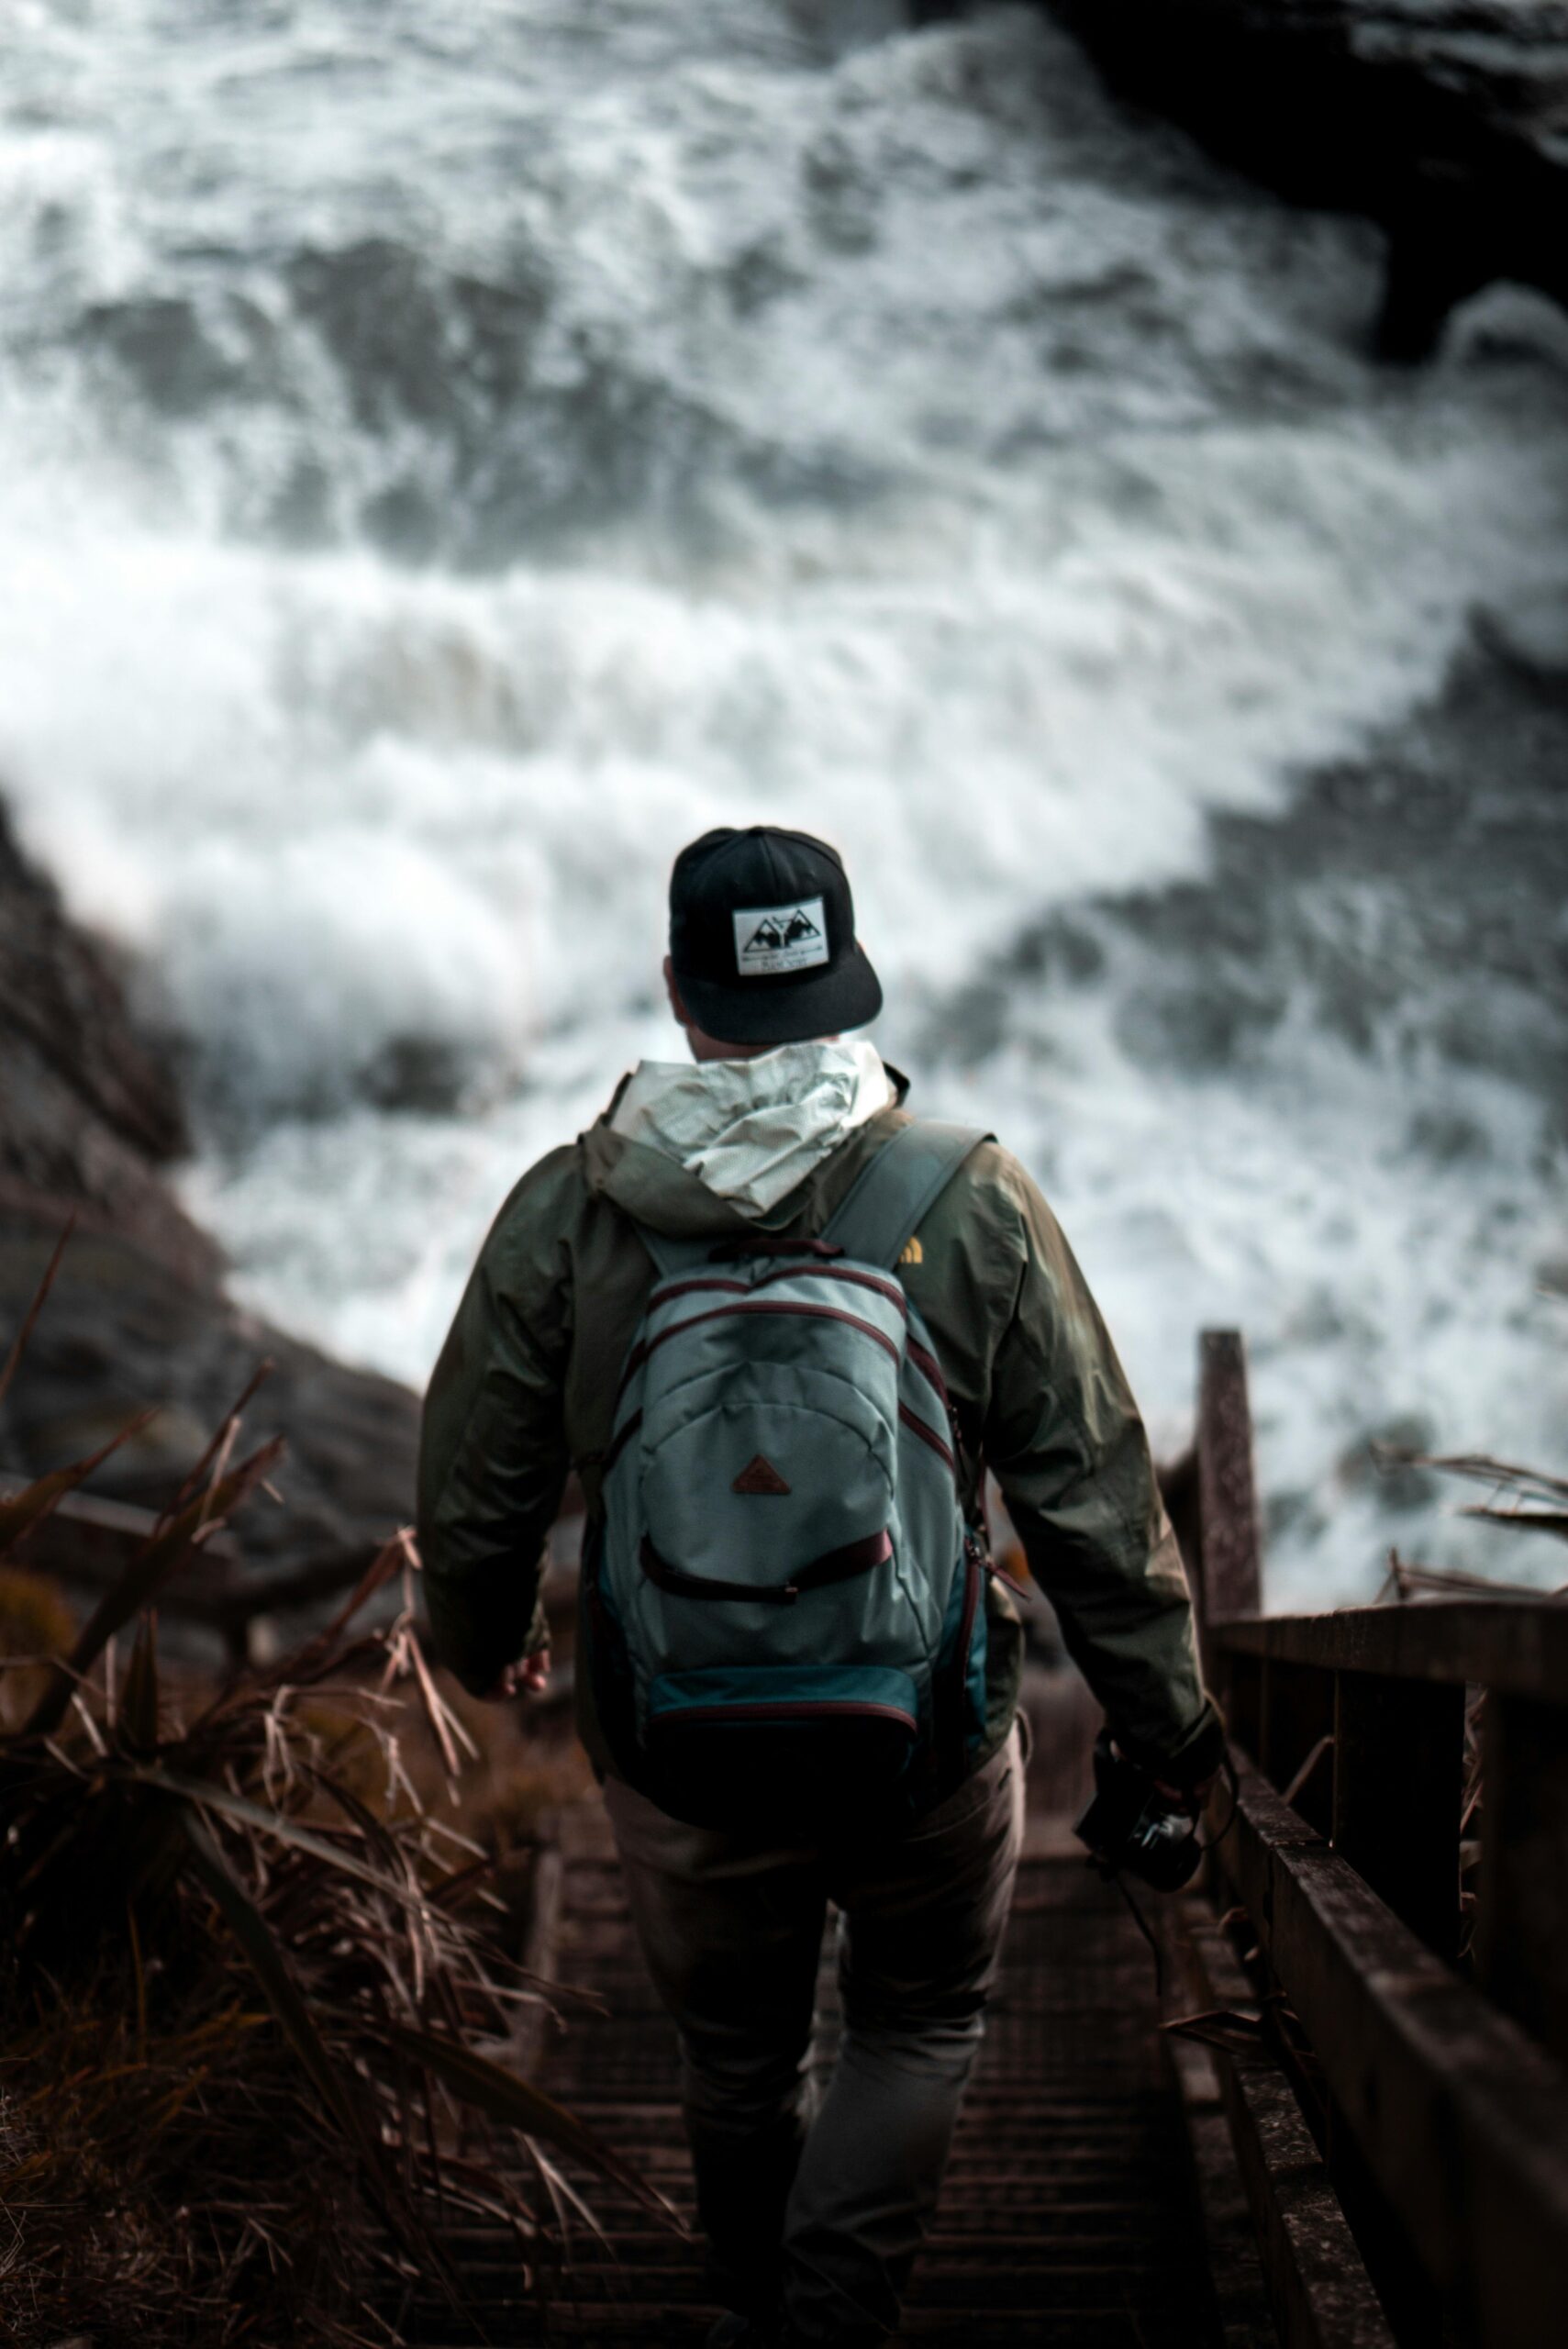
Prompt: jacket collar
<box><xmin>582</xmin><ymin>1064</ymin><xmax>912</xmax><ymax>1241</ymax></box>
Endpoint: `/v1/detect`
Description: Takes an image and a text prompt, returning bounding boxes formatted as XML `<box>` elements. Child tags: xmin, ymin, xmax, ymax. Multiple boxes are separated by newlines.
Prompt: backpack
<box><xmin>584</xmin><ymin>1120</ymin><xmax>996</xmax><ymax>1834</ymax></box>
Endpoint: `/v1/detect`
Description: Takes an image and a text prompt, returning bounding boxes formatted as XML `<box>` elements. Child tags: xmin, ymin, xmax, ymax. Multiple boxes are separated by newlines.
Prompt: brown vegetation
<box><xmin>0</xmin><ymin>1233</ymin><xmax>660</xmax><ymax>2347</ymax></box>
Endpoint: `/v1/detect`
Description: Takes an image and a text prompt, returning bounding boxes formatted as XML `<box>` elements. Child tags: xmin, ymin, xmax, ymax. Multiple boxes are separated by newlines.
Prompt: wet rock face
<box><xmin>0</xmin><ymin>796</ymin><xmax>418</xmax><ymax>1577</ymax></box>
<box><xmin>0</xmin><ymin>802</ymin><xmax>213</xmax><ymax>1276</ymax></box>
<box><xmin>0</xmin><ymin>805</ymin><xmax>186</xmax><ymax>1166</ymax></box>
<box><xmin>0</xmin><ymin>1221</ymin><xmax>419</xmax><ymax>1578</ymax></box>
<box><xmin>1018</xmin><ymin>0</ymin><xmax>1568</xmax><ymax>355</ymax></box>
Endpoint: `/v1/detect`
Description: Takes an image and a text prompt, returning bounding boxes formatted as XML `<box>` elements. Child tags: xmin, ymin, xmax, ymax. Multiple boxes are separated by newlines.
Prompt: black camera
<box><xmin>1074</xmin><ymin>1730</ymin><xmax>1202</xmax><ymax>1892</ymax></box>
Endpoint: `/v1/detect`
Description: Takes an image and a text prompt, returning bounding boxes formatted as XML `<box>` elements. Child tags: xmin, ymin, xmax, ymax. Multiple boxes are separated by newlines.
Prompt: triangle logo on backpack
<box><xmin>732</xmin><ymin>1454</ymin><xmax>792</xmax><ymax>1497</ymax></box>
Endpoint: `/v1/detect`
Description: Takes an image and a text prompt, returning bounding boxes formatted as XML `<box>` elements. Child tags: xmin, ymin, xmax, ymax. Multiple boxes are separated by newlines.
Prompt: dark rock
<box><xmin>803</xmin><ymin>125</ymin><xmax>883</xmax><ymax>250</ymax></box>
<box><xmin>361</xmin><ymin>478</ymin><xmax>446</xmax><ymax>562</ymax></box>
<box><xmin>0</xmin><ymin>1220</ymin><xmax>418</xmax><ymax>1579</ymax></box>
<box><xmin>1339</xmin><ymin>1415</ymin><xmax>1440</xmax><ymax>1509</ymax></box>
<box><xmin>286</xmin><ymin>238</ymin><xmax>551</xmax><ymax>437</ymax></box>
<box><xmin>0</xmin><ymin>801</ymin><xmax>212</xmax><ymax>1278</ymax></box>
<box><xmin>269</xmin><ymin>455</ymin><xmax>338</xmax><ymax>549</ymax></box>
<box><xmin>361</xmin><ymin>1031</ymin><xmax>473</xmax><ymax>1115</ymax></box>
<box><xmin>82</xmin><ymin>292</ymin><xmax>278</xmax><ymax>416</ymax></box>
<box><xmin>1009</xmin><ymin>0</ymin><xmax>1568</xmax><ymax>354</ymax></box>
<box><xmin>723</xmin><ymin>233</ymin><xmax>807</xmax><ymax>317</ymax></box>
<box><xmin>1475</xmin><ymin>588</ymin><xmax>1568</xmax><ymax>690</ymax></box>
<box><xmin>0</xmin><ymin>806</ymin><xmax>184</xmax><ymax>1166</ymax></box>
<box><xmin>0</xmin><ymin>795</ymin><xmax>418</xmax><ymax>1588</ymax></box>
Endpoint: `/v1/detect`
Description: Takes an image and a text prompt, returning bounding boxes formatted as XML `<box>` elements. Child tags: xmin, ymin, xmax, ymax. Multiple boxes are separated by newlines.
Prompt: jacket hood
<box><xmin>583</xmin><ymin>1043</ymin><xmax>905</xmax><ymax>1237</ymax></box>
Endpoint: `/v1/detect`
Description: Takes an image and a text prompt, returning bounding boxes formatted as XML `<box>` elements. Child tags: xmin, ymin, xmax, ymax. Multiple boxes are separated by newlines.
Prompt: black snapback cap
<box><xmin>669</xmin><ymin>826</ymin><xmax>883</xmax><ymax>1047</ymax></box>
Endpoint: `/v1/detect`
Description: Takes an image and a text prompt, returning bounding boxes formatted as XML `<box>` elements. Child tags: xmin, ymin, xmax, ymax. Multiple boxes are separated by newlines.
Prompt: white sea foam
<box><xmin>1</xmin><ymin>1</ymin><xmax>1565</xmax><ymax>1598</ymax></box>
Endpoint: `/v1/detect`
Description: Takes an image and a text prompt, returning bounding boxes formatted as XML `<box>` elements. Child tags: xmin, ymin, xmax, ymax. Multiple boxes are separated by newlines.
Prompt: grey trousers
<box><xmin>602</xmin><ymin>1725</ymin><xmax>1026</xmax><ymax>2343</ymax></box>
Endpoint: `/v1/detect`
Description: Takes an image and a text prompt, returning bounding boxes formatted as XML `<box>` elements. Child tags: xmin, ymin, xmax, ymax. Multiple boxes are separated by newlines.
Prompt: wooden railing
<box><xmin>1181</xmin><ymin>1331</ymin><xmax>1568</xmax><ymax>2349</ymax></box>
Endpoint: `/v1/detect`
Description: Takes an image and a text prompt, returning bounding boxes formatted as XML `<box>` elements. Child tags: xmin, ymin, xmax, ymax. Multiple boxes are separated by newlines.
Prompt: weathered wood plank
<box><xmin>1332</xmin><ymin>1672</ymin><xmax>1464</xmax><ymax>1957</ymax></box>
<box><xmin>1171</xmin><ymin>1898</ymin><xmax>1393</xmax><ymax>2349</ymax></box>
<box><xmin>1259</xmin><ymin>1661</ymin><xmax>1336</xmax><ymax>1836</ymax></box>
<box><xmin>1160</xmin><ymin>1907</ymin><xmax>1281</xmax><ymax>2348</ymax></box>
<box><xmin>1214</xmin><ymin>1754</ymin><xmax>1568</xmax><ymax>2348</ymax></box>
<box><xmin>1214</xmin><ymin>1602</ymin><xmax>1568</xmax><ymax>1704</ymax></box>
<box><xmin>1475</xmin><ymin>1692</ymin><xmax>1568</xmax><ymax>2066</ymax></box>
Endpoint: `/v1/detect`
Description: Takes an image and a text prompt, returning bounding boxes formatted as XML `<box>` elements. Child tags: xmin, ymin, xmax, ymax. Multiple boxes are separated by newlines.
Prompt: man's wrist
<box><xmin>1117</xmin><ymin>1698</ymin><xmax>1227</xmax><ymax>1792</ymax></box>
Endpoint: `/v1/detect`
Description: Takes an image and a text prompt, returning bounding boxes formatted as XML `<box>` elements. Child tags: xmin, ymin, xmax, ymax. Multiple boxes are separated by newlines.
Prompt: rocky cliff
<box><xmin>0</xmin><ymin>799</ymin><xmax>418</xmax><ymax>1587</ymax></box>
<box><xmin>1018</xmin><ymin>0</ymin><xmax>1568</xmax><ymax>357</ymax></box>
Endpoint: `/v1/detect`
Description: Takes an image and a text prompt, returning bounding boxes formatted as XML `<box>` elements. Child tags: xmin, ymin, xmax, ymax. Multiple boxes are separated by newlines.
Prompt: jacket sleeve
<box><xmin>983</xmin><ymin>1159</ymin><xmax>1219</xmax><ymax>1779</ymax></box>
<box><xmin>416</xmin><ymin>1156</ymin><xmax>575</xmax><ymax>1696</ymax></box>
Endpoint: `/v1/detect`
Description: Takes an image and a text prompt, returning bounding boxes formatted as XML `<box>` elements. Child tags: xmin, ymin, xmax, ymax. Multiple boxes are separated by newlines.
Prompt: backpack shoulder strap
<box><xmin>821</xmin><ymin>1120</ymin><xmax>992</xmax><ymax>1270</ymax></box>
<box><xmin>631</xmin><ymin>1226</ymin><xmax>715</xmax><ymax>1280</ymax></box>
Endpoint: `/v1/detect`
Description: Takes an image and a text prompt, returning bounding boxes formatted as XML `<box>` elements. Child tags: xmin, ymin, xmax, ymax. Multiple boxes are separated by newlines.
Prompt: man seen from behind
<box><xmin>417</xmin><ymin>825</ymin><xmax>1222</xmax><ymax>2347</ymax></box>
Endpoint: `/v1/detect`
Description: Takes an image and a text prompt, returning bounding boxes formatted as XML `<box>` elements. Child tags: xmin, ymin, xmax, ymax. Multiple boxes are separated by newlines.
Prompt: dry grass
<box><xmin>1371</xmin><ymin>1443</ymin><xmax>1567</xmax><ymax>1972</ymax></box>
<box><xmin>0</xmin><ymin>1231</ymin><xmax>669</xmax><ymax>2347</ymax></box>
<box><xmin>1373</xmin><ymin>1444</ymin><xmax>1568</xmax><ymax>1566</ymax></box>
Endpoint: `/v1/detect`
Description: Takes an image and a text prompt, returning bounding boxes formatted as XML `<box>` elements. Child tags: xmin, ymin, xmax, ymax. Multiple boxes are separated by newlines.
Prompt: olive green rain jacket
<box><xmin>417</xmin><ymin>1071</ymin><xmax>1218</xmax><ymax>1788</ymax></box>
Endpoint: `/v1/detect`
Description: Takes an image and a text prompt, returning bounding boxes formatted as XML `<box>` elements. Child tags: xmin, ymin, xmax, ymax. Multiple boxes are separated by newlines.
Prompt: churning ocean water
<box><xmin>1</xmin><ymin>0</ymin><xmax>1565</xmax><ymax>1601</ymax></box>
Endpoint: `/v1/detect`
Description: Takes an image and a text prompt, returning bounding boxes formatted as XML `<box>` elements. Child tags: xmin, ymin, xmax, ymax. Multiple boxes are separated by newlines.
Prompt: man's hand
<box><xmin>1153</xmin><ymin>1769</ymin><xmax>1220</xmax><ymax>1814</ymax></box>
<box><xmin>477</xmin><ymin>1647</ymin><xmax>551</xmax><ymax>1702</ymax></box>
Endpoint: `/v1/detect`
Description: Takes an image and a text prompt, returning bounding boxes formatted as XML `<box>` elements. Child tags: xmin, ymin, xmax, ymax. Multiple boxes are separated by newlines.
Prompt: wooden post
<box><xmin>1195</xmin><ymin>1330</ymin><xmax>1263</xmax><ymax>1738</ymax></box>
<box><xmin>1475</xmin><ymin>1692</ymin><xmax>1568</xmax><ymax>2065</ymax></box>
<box><xmin>1196</xmin><ymin>1330</ymin><xmax>1263</xmax><ymax>1619</ymax></box>
<box><xmin>1333</xmin><ymin>1671</ymin><xmax>1465</xmax><ymax>1960</ymax></box>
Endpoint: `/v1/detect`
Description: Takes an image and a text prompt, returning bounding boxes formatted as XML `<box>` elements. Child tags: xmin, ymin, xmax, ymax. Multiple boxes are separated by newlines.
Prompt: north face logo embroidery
<box><xmin>732</xmin><ymin>1454</ymin><xmax>792</xmax><ymax>1496</ymax></box>
<box><xmin>730</xmin><ymin>896</ymin><xmax>830</xmax><ymax>977</ymax></box>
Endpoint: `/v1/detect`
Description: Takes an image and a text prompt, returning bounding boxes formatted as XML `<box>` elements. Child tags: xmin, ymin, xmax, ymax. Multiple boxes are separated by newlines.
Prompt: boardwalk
<box><xmin>393</xmin><ymin>1334</ymin><xmax>1568</xmax><ymax>2349</ymax></box>
<box><xmin>408</xmin><ymin>1795</ymin><xmax>1223</xmax><ymax>2348</ymax></box>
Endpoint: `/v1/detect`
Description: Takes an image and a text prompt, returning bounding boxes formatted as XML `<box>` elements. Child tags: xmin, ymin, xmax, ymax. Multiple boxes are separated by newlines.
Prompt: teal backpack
<box><xmin>584</xmin><ymin>1121</ymin><xmax>999</xmax><ymax>1834</ymax></box>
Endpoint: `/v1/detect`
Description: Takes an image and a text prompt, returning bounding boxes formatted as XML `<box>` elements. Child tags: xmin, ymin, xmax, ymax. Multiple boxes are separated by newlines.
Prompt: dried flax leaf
<box><xmin>1161</xmin><ymin>2006</ymin><xmax>1273</xmax><ymax>2055</ymax></box>
<box><xmin>0</xmin><ymin>1216</ymin><xmax>75</xmax><ymax>1411</ymax></box>
<box><xmin>1457</xmin><ymin>1505</ymin><xmax>1568</xmax><ymax>1542</ymax></box>
<box><xmin>68</xmin><ymin>1688</ymin><xmax>109</xmax><ymax>1757</ymax></box>
<box><xmin>0</xmin><ymin>1408</ymin><xmax>161</xmax><ymax>1558</ymax></box>
<box><xmin>157</xmin><ymin>1360</ymin><xmax>274</xmax><ymax>1534</ymax></box>
<box><xmin>1376</xmin><ymin>1443</ymin><xmax>1568</xmax><ymax>1542</ymax></box>
<box><xmin>385</xmin><ymin>2020</ymin><xmax>684</xmax><ymax>2226</ymax></box>
<box><xmin>22</xmin><ymin>1435</ymin><xmax>286</xmax><ymax>1740</ymax></box>
<box><xmin>179</xmin><ymin>1812</ymin><xmax>400</xmax><ymax>2213</ymax></box>
<box><xmin>120</xmin><ymin>1765</ymin><xmax>438</xmax><ymax>1915</ymax></box>
<box><xmin>122</xmin><ymin>1610</ymin><xmax>161</xmax><ymax>1749</ymax></box>
<box><xmin>1</xmin><ymin>1300</ymin><xmax>659</xmax><ymax>2337</ymax></box>
<box><xmin>528</xmin><ymin>2138</ymin><xmax>603</xmax><ymax>2256</ymax></box>
<box><xmin>283</xmin><ymin>1531</ymin><xmax>407</xmax><ymax>1680</ymax></box>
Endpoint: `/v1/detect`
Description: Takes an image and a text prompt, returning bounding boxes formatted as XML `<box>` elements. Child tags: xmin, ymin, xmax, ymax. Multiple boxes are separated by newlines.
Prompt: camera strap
<box><xmin>1105</xmin><ymin>1863</ymin><xmax>1168</xmax><ymax>1999</ymax></box>
<box><xmin>1088</xmin><ymin>1749</ymin><xmax>1241</xmax><ymax>2005</ymax></box>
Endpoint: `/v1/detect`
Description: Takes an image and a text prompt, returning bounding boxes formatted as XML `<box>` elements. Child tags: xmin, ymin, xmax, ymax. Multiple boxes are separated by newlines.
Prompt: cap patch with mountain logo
<box><xmin>731</xmin><ymin>896</ymin><xmax>829</xmax><ymax>977</ymax></box>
